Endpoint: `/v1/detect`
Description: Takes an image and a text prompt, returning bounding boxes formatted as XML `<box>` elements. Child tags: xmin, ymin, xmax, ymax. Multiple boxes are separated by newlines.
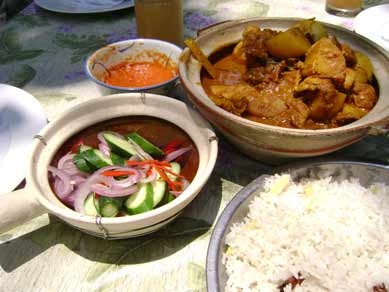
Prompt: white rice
<box><xmin>223</xmin><ymin>174</ymin><xmax>389</xmax><ymax>292</ymax></box>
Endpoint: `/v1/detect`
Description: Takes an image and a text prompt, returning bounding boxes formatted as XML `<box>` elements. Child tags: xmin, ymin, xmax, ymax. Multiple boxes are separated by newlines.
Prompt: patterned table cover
<box><xmin>0</xmin><ymin>1</ymin><xmax>388</xmax><ymax>291</ymax></box>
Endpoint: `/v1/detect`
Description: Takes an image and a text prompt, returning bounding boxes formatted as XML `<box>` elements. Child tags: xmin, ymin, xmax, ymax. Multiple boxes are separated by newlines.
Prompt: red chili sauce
<box><xmin>103</xmin><ymin>61</ymin><xmax>176</xmax><ymax>88</ymax></box>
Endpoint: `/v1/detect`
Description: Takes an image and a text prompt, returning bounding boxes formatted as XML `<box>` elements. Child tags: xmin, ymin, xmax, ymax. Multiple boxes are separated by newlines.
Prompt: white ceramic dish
<box><xmin>0</xmin><ymin>93</ymin><xmax>218</xmax><ymax>239</ymax></box>
<box><xmin>354</xmin><ymin>4</ymin><xmax>389</xmax><ymax>51</ymax></box>
<box><xmin>85</xmin><ymin>38</ymin><xmax>182</xmax><ymax>95</ymax></box>
<box><xmin>179</xmin><ymin>17</ymin><xmax>389</xmax><ymax>164</ymax></box>
<box><xmin>0</xmin><ymin>84</ymin><xmax>46</xmax><ymax>195</ymax></box>
<box><xmin>34</xmin><ymin>0</ymin><xmax>134</xmax><ymax>14</ymax></box>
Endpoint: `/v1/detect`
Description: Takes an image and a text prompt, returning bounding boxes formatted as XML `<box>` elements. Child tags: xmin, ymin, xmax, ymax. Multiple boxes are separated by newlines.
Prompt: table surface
<box><xmin>1</xmin><ymin>0</ymin><xmax>389</xmax><ymax>291</ymax></box>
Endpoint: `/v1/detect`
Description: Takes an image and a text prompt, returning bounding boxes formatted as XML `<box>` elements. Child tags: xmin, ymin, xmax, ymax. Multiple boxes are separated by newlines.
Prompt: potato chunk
<box><xmin>354</xmin><ymin>51</ymin><xmax>374</xmax><ymax>82</ymax></box>
<box><xmin>335</xmin><ymin>103</ymin><xmax>367</xmax><ymax>123</ymax></box>
<box><xmin>265</xmin><ymin>28</ymin><xmax>311</xmax><ymax>58</ymax></box>
<box><xmin>351</xmin><ymin>82</ymin><xmax>377</xmax><ymax>110</ymax></box>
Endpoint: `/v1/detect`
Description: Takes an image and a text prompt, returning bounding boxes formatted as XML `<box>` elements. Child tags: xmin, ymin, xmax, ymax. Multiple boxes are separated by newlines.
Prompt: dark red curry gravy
<box><xmin>51</xmin><ymin>116</ymin><xmax>199</xmax><ymax>182</ymax></box>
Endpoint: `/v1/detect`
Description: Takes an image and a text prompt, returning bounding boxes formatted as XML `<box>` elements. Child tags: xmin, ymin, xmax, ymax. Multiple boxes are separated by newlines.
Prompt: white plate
<box><xmin>354</xmin><ymin>4</ymin><xmax>389</xmax><ymax>51</ymax></box>
<box><xmin>34</xmin><ymin>0</ymin><xmax>134</xmax><ymax>14</ymax></box>
<box><xmin>0</xmin><ymin>84</ymin><xmax>46</xmax><ymax>195</ymax></box>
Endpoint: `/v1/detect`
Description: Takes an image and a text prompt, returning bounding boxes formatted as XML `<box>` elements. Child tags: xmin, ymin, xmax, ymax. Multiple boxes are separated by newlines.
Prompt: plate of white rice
<box><xmin>207</xmin><ymin>160</ymin><xmax>389</xmax><ymax>292</ymax></box>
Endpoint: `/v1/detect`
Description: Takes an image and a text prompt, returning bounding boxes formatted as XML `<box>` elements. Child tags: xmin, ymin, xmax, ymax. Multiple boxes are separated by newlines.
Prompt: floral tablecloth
<box><xmin>1</xmin><ymin>1</ymin><xmax>389</xmax><ymax>291</ymax></box>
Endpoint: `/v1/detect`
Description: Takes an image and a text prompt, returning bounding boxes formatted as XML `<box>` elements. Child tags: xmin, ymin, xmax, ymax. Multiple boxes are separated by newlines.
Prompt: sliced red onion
<box><xmin>170</xmin><ymin>178</ymin><xmax>190</xmax><ymax>197</ymax></box>
<box><xmin>90</xmin><ymin>183</ymin><xmax>138</xmax><ymax>197</ymax></box>
<box><xmin>129</xmin><ymin>154</ymin><xmax>142</xmax><ymax>161</ymax></box>
<box><xmin>89</xmin><ymin>166</ymin><xmax>142</xmax><ymax>196</ymax></box>
<box><xmin>64</xmin><ymin>164</ymin><xmax>86</xmax><ymax>176</ymax></box>
<box><xmin>98</xmin><ymin>142</ymin><xmax>111</xmax><ymax>156</ymax></box>
<box><xmin>97</xmin><ymin>132</ymin><xmax>105</xmax><ymax>144</ymax></box>
<box><xmin>182</xmin><ymin>178</ymin><xmax>190</xmax><ymax>190</ymax></box>
<box><xmin>73</xmin><ymin>165</ymin><xmax>145</xmax><ymax>212</ymax></box>
<box><xmin>140</xmin><ymin>166</ymin><xmax>158</xmax><ymax>183</ymax></box>
<box><xmin>58</xmin><ymin>153</ymin><xmax>75</xmax><ymax>169</ymax></box>
<box><xmin>74</xmin><ymin>165</ymin><xmax>119</xmax><ymax>213</ymax></box>
<box><xmin>164</xmin><ymin>146</ymin><xmax>192</xmax><ymax>162</ymax></box>
<box><xmin>57</xmin><ymin>152</ymin><xmax>88</xmax><ymax>176</ymax></box>
<box><xmin>105</xmin><ymin>167</ymin><xmax>143</xmax><ymax>187</ymax></box>
<box><xmin>54</xmin><ymin>179</ymin><xmax>67</xmax><ymax>198</ymax></box>
<box><xmin>62</xmin><ymin>192</ymin><xmax>75</xmax><ymax>207</ymax></box>
<box><xmin>70</xmin><ymin>175</ymin><xmax>86</xmax><ymax>186</ymax></box>
<box><xmin>48</xmin><ymin>166</ymin><xmax>73</xmax><ymax>198</ymax></box>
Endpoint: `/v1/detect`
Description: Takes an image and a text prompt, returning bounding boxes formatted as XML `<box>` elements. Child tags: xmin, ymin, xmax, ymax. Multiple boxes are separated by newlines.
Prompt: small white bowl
<box><xmin>85</xmin><ymin>39</ymin><xmax>182</xmax><ymax>95</ymax></box>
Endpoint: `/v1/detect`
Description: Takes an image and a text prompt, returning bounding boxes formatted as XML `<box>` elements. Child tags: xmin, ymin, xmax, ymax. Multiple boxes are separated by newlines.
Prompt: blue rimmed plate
<box><xmin>34</xmin><ymin>0</ymin><xmax>134</xmax><ymax>14</ymax></box>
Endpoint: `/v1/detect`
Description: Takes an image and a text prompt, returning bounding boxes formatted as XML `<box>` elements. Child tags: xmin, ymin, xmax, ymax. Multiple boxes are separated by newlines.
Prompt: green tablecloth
<box><xmin>1</xmin><ymin>1</ymin><xmax>389</xmax><ymax>291</ymax></box>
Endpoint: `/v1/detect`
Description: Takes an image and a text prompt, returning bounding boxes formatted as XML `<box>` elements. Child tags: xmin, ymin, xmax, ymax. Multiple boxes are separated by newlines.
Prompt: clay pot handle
<box><xmin>0</xmin><ymin>187</ymin><xmax>45</xmax><ymax>234</ymax></box>
<box><xmin>367</xmin><ymin>116</ymin><xmax>389</xmax><ymax>136</ymax></box>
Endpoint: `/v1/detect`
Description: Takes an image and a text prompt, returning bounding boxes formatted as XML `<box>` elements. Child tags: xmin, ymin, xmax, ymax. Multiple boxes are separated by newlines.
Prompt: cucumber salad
<box><xmin>48</xmin><ymin>131</ymin><xmax>193</xmax><ymax>217</ymax></box>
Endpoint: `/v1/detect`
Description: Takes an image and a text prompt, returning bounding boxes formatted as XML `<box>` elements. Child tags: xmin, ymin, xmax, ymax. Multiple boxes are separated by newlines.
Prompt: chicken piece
<box><xmin>288</xmin><ymin>98</ymin><xmax>310</xmax><ymax>128</ymax></box>
<box><xmin>302</xmin><ymin>37</ymin><xmax>346</xmax><ymax>85</ymax></box>
<box><xmin>285</xmin><ymin>58</ymin><xmax>305</xmax><ymax>71</ymax></box>
<box><xmin>244</xmin><ymin>61</ymin><xmax>286</xmax><ymax>85</ymax></box>
<box><xmin>244</xmin><ymin>99</ymin><xmax>309</xmax><ymax>129</ymax></box>
<box><xmin>350</xmin><ymin>82</ymin><xmax>377</xmax><ymax>110</ymax></box>
<box><xmin>247</xmin><ymin>70</ymin><xmax>307</xmax><ymax>126</ymax></box>
<box><xmin>247</xmin><ymin>93</ymin><xmax>288</xmax><ymax>118</ymax></box>
<box><xmin>341</xmin><ymin>43</ymin><xmax>357</xmax><ymax>67</ymax></box>
<box><xmin>215</xmin><ymin>70</ymin><xmax>243</xmax><ymax>85</ymax></box>
<box><xmin>209</xmin><ymin>83</ymin><xmax>256</xmax><ymax>115</ymax></box>
<box><xmin>256</xmin><ymin>70</ymin><xmax>301</xmax><ymax>102</ymax></box>
<box><xmin>295</xmin><ymin>76</ymin><xmax>339</xmax><ymax>120</ymax></box>
<box><xmin>242</xmin><ymin>25</ymin><xmax>277</xmax><ymax>61</ymax></box>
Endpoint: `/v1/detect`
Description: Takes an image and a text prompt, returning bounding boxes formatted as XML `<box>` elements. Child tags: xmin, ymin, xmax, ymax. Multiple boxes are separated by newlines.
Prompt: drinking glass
<box><xmin>325</xmin><ymin>0</ymin><xmax>362</xmax><ymax>17</ymax></box>
<box><xmin>135</xmin><ymin>0</ymin><xmax>183</xmax><ymax>47</ymax></box>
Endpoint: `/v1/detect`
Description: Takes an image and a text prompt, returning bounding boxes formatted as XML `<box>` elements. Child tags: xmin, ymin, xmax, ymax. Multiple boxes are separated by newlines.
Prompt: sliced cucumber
<box><xmin>73</xmin><ymin>153</ymin><xmax>96</xmax><ymax>173</ymax></box>
<box><xmin>93</xmin><ymin>194</ymin><xmax>100</xmax><ymax>213</ymax></box>
<box><xmin>151</xmin><ymin>179</ymin><xmax>166</xmax><ymax>207</ymax></box>
<box><xmin>167</xmin><ymin>192</ymin><xmax>175</xmax><ymax>203</ymax></box>
<box><xmin>103</xmin><ymin>132</ymin><xmax>136</xmax><ymax>159</ymax></box>
<box><xmin>110</xmin><ymin>152</ymin><xmax>125</xmax><ymax>166</ymax></box>
<box><xmin>99</xmin><ymin>196</ymin><xmax>122</xmax><ymax>217</ymax></box>
<box><xmin>82</xmin><ymin>148</ymin><xmax>113</xmax><ymax>168</ymax></box>
<box><xmin>167</xmin><ymin>162</ymin><xmax>181</xmax><ymax>181</ymax></box>
<box><xmin>126</xmin><ymin>132</ymin><xmax>165</xmax><ymax>156</ymax></box>
<box><xmin>84</xmin><ymin>193</ymin><xmax>99</xmax><ymax>216</ymax></box>
<box><xmin>124</xmin><ymin>183</ymin><xmax>154</xmax><ymax>215</ymax></box>
<box><xmin>151</xmin><ymin>162</ymin><xmax>180</xmax><ymax>207</ymax></box>
<box><xmin>159</xmin><ymin>192</ymin><xmax>175</xmax><ymax>207</ymax></box>
<box><xmin>78</xmin><ymin>144</ymin><xmax>92</xmax><ymax>153</ymax></box>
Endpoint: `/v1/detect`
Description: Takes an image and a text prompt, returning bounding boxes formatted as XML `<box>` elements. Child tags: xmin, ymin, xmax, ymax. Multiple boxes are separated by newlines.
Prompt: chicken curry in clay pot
<box><xmin>195</xmin><ymin>19</ymin><xmax>377</xmax><ymax>130</ymax></box>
